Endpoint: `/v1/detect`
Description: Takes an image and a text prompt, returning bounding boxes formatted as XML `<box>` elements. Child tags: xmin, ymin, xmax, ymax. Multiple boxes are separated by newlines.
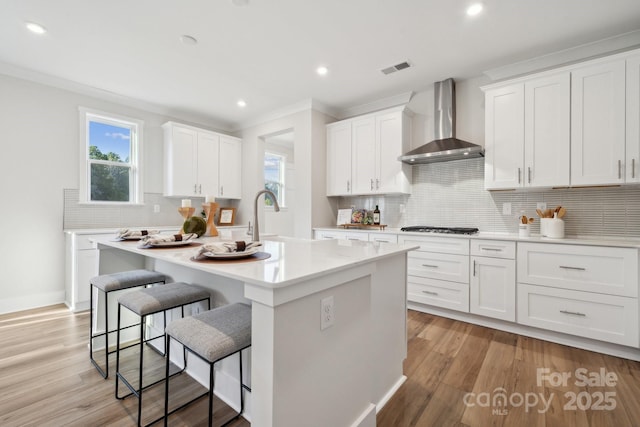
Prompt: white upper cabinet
<box><xmin>571</xmin><ymin>60</ymin><xmax>626</xmax><ymax>186</ymax></box>
<box><xmin>627</xmin><ymin>54</ymin><xmax>640</xmax><ymax>183</ymax></box>
<box><xmin>351</xmin><ymin>116</ymin><xmax>377</xmax><ymax>194</ymax></box>
<box><xmin>376</xmin><ymin>110</ymin><xmax>411</xmax><ymax>194</ymax></box>
<box><xmin>163</xmin><ymin>122</ymin><xmax>242</xmax><ymax>199</ymax></box>
<box><xmin>484</xmin><ymin>73</ymin><xmax>570</xmax><ymax>190</ymax></box>
<box><xmin>218</xmin><ymin>135</ymin><xmax>242</xmax><ymax>199</ymax></box>
<box><xmin>326</xmin><ymin>106</ymin><xmax>411</xmax><ymax>196</ymax></box>
<box><xmin>327</xmin><ymin>121</ymin><xmax>352</xmax><ymax>196</ymax></box>
<box><xmin>525</xmin><ymin>73</ymin><xmax>571</xmax><ymax>187</ymax></box>
<box><xmin>484</xmin><ymin>84</ymin><xmax>525</xmax><ymax>189</ymax></box>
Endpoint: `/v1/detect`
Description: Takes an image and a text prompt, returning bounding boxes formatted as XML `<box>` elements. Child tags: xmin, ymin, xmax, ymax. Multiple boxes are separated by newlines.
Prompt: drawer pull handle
<box><xmin>422</xmin><ymin>264</ymin><xmax>439</xmax><ymax>268</ymax></box>
<box><xmin>481</xmin><ymin>247</ymin><xmax>502</xmax><ymax>252</ymax></box>
<box><xmin>559</xmin><ymin>265</ymin><xmax>586</xmax><ymax>271</ymax></box>
<box><xmin>422</xmin><ymin>290</ymin><xmax>439</xmax><ymax>296</ymax></box>
<box><xmin>347</xmin><ymin>238</ymin><xmax>361</xmax><ymax>241</ymax></box>
<box><xmin>560</xmin><ymin>310</ymin><xmax>586</xmax><ymax>317</ymax></box>
<box><xmin>374</xmin><ymin>239</ymin><xmax>390</xmax><ymax>242</ymax></box>
<box><xmin>473</xmin><ymin>260</ymin><xmax>477</xmax><ymax>276</ymax></box>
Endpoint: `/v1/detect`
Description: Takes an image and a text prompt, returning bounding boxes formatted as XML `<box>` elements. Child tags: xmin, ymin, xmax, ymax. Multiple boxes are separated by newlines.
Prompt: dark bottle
<box><xmin>373</xmin><ymin>205</ymin><xmax>381</xmax><ymax>225</ymax></box>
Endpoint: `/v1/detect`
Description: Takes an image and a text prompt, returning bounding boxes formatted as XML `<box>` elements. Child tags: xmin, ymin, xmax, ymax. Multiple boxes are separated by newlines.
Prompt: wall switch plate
<box><xmin>502</xmin><ymin>202</ymin><xmax>512</xmax><ymax>215</ymax></box>
<box><xmin>153</xmin><ymin>204</ymin><xmax>161</xmax><ymax>213</ymax></box>
<box><xmin>321</xmin><ymin>296</ymin><xmax>334</xmax><ymax>330</ymax></box>
<box><xmin>536</xmin><ymin>202</ymin><xmax>547</xmax><ymax>211</ymax></box>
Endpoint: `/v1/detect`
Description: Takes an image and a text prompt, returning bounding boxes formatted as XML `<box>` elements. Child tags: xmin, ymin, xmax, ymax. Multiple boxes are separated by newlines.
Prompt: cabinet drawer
<box><xmin>408</xmin><ymin>276</ymin><xmax>469</xmax><ymax>313</ymax></box>
<box><xmin>517</xmin><ymin>283</ymin><xmax>639</xmax><ymax>347</ymax></box>
<box><xmin>398</xmin><ymin>235</ymin><xmax>469</xmax><ymax>255</ymax></box>
<box><xmin>369</xmin><ymin>233</ymin><xmax>398</xmax><ymax>244</ymax></box>
<box><xmin>407</xmin><ymin>252</ymin><xmax>469</xmax><ymax>284</ymax></box>
<box><xmin>471</xmin><ymin>240</ymin><xmax>515</xmax><ymax>259</ymax></box>
<box><xmin>517</xmin><ymin>243</ymin><xmax>638</xmax><ymax>297</ymax></box>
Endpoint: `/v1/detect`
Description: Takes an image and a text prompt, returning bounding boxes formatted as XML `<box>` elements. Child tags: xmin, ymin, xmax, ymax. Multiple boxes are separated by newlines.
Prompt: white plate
<box><xmin>139</xmin><ymin>239</ymin><xmax>196</xmax><ymax>248</ymax></box>
<box><xmin>200</xmin><ymin>248</ymin><xmax>259</xmax><ymax>259</ymax></box>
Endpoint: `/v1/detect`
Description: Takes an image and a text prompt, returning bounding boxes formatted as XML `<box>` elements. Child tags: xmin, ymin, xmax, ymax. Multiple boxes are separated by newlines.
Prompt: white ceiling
<box><xmin>2</xmin><ymin>0</ymin><xmax>640</xmax><ymax>131</ymax></box>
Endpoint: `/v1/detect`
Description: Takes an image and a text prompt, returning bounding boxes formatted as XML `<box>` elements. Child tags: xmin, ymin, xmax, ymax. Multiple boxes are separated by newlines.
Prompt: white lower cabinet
<box><xmin>517</xmin><ymin>283</ymin><xmax>639</xmax><ymax>347</ymax></box>
<box><xmin>470</xmin><ymin>240</ymin><xmax>516</xmax><ymax>321</ymax></box>
<box><xmin>65</xmin><ymin>233</ymin><xmax>101</xmax><ymax>312</ymax></box>
<box><xmin>517</xmin><ymin>242</ymin><xmax>639</xmax><ymax>347</ymax></box>
<box><xmin>399</xmin><ymin>234</ymin><xmax>470</xmax><ymax>313</ymax></box>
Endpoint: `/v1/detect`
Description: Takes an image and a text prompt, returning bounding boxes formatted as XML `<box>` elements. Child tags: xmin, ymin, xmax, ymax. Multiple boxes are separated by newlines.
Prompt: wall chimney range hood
<box><xmin>399</xmin><ymin>78</ymin><xmax>484</xmax><ymax>164</ymax></box>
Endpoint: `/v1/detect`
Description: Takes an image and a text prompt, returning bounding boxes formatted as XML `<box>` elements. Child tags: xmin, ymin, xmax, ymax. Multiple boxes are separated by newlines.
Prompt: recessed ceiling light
<box><xmin>25</xmin><ymin>22</ymin><xmax>47</xmax><ymax>34</ymax></box>
<box><xmin>232</xmin><ymin>0</ymin><xmax>250</xmax><ymax>6</ymax></box>
<box><xmin>237</xmin><ymin>99</ymin><xmax>247</xmax><ymax>108</ymax></box>
<box><xmin>316</xmin><ymin>66</ymin><xmax>329</xmax><ymax>76</ymax></box>
<box><xmin>466</xmin><ymin>3</ymin><xmax>483</xmax><ymax>16</ymax></box>
<box><xmin>180</xmin><ymin>35</ymin><xmax>198</xmax><ymax>45</ymax></box>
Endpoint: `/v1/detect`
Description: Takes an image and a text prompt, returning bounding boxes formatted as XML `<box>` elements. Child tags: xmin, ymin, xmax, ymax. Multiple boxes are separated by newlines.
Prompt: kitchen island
<box><xmin>93</xmin><ymin>235</ymin><xmax>416</xmax><ymax>427</ymax></box>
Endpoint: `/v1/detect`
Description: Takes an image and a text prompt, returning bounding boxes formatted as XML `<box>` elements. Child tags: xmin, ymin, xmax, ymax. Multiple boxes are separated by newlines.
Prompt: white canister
<box><xmin>540</xmin><ymin>218</ymin><xmax>551</xmax><ymax>237</ymax></box>
<box><xmin>546</xmin><ymin>218</ymin><xmax>565</xmax><ymax>239</ymax></box>
<box><xmin>518</xmin><ymin>223</ymin><xmax>530</xmax><ymax>238</ymax></box>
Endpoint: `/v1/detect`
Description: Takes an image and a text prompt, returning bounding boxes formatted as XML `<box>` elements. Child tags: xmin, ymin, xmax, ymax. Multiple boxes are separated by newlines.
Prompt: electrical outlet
<box><xmin>321</xmin><ymin>296</ymin><xmax>334</xmax><ymax>330</ymax></box>
<box><xmin>153</xmin><ymin>204</ymin><xmax>161</xmax><ymax>213</ymax></box>
<box><xmin>502</xmin><ymin>202</ymin><xmax>512</xmax><ymax>215</ymax></box>
<box><xmin>536</xmin><ymin>202</ymin><xmax>547</xmax><ymax>211</ymax></box>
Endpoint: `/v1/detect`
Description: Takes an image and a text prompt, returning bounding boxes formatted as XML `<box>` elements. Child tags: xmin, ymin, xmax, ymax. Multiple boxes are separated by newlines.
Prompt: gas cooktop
<box><xmin>400</xmin><ymin>226</ymin><xmax>479</xmax><ymax>235</ymax></box>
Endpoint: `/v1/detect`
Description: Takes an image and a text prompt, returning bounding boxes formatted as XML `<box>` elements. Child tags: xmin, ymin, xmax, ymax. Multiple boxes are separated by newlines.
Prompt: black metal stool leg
<box><xmin>115</xmin><ymin>303</ymin><xmax>122</xmax><ymax>399</ymax></box>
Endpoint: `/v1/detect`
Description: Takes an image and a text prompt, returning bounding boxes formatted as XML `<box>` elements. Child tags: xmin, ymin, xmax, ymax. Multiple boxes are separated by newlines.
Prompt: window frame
<box><xmin>78</xmin><ymin>107</ymin><xmax>144</xmax><ymax>204</ymax></box>
<box><xmin>264</xmin><ymin>151</ymin><xmax>286</xmax><ymax>208</ymax></box>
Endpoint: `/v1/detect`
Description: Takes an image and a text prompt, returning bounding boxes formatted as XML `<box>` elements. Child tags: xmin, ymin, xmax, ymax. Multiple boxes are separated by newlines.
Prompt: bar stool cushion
<box><xmin>118</xmin><ymin>282</ymin><xmax>210</xmax><ymax>316</ymax></box>
<box><xmin>166</xmin><ymin>303</ymin><xmax>251</xmax><ymax>363</ymax></box>
<box><xmin>91</xmin><ymin>269</ymin><xmax>165</xmax><ymax>292</ymax></box>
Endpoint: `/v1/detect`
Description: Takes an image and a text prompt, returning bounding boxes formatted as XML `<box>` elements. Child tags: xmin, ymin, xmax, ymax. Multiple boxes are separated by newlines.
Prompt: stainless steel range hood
<box><xmin>399</xmin><ymin>78</ymin><xmax>484</xmax><ymax>164</ymax></box>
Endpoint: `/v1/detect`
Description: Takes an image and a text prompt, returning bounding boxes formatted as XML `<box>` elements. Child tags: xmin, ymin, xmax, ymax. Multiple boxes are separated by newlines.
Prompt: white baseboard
<box><xmin>350</xmin><ymin>403</ymin><xmax>376</xmax><ymax>427</ymax></box>
<box><xmin>0</xmin><ymin>291</ymin><xmax>65</xmax><ymax>315</ymax></box>
<box><xmin>376</xmin><ymin>375</ymin><xmax>407</xmax><ymax>412</ymax></box>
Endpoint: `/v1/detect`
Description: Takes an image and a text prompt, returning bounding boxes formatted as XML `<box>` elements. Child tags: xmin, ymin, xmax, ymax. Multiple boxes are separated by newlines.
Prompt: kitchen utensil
<box><xmin>557</xmin><ymin>207</ymin><xmax>566</xmax><ymax>218</ymax></box>
<box><xmin>528</xmin><ymin>217</ymin><xmax>534</xmax><ymax>224</ymax></box>
<box><xmin>536</xmin><ymin>209</ymin><xmax>543</xmax><ymax>217</ymax></box>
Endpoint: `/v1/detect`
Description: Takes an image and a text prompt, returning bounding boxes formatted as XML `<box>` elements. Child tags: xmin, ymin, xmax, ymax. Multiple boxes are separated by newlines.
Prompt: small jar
<box><xmin>519</xmin><ymin>223</ymin><xmax>530</xmax><ymax>238</ymax></box>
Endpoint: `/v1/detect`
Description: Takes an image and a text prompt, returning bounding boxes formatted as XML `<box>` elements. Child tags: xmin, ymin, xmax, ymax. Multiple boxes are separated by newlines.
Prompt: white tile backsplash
<box><xmin>337</xmin><ymin>158</ymin><xmax>640</xmax><ymax>238</ymax></box>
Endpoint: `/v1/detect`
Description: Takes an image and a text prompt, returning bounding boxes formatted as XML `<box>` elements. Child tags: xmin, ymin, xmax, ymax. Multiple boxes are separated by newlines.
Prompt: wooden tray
<box><xmin>339</xmin><ymin>224</ymin><xmax>387</xmax><ymax>230</ymax></box>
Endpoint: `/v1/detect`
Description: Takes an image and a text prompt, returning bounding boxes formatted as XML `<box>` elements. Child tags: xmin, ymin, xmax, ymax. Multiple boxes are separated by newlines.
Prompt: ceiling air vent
<box><xmin>381</xmin><ymin>61</ymin><xmax>412</xmax><ymax>75</ymax></box>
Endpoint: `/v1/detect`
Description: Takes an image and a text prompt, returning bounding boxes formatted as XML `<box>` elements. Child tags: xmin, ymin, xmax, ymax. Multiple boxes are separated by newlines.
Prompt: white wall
<box><xmin>0</xmin><ymin>73</ymin><xmax>215</xmax><ymax>314</ymax></box>
<box><xmin>237</xmin><ymin>109</ymin><xmax>335</xmax><ymax>239</ymax></box>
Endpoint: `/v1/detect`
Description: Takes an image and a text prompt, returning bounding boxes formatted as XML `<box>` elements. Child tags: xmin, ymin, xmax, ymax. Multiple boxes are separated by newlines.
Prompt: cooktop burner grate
<box><xmin>400</xmin><ymin>226</ymin><xmax>479</xmax><ymax>235</ymax></box>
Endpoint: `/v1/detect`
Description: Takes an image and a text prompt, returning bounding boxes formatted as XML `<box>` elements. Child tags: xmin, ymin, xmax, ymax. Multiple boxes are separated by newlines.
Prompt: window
<box><xmin>264</xmin><ymin>152</ymin><xmax>285</xmax><ymax>207</ymax></box>
<box><xmin>79</xmin><ymin>108</ymin><xmax>143</xmax><ymax>203</ymax></box>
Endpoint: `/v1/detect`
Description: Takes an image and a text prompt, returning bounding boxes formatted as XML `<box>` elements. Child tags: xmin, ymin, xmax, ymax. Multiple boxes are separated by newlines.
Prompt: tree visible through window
<box><xmin>264</xmin><ymin>152</ymin><xmax>285</xmax><ymax>207</ymax></box>
<box><xmin>79</xmin><ymin>108</ymin><xmax>143</xmax><ymax>203</ymax></box>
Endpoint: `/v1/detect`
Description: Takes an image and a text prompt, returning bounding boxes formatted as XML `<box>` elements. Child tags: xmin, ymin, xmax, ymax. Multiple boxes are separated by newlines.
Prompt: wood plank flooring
<box><xmin>2</xmin><ymin>305</ymin><xmax>639</xmax><ymax>426</ymax></box>
<box><xmin>378</xmin><ymin>310</ymin><xmax>640</xmax><ymax>427</ymax></box>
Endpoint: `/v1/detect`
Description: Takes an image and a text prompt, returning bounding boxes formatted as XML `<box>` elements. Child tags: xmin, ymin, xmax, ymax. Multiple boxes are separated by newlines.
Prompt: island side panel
<box><xmin>371</xmin><ymin>253</ymin><xmax>408</xmax><ymax>409</ymax></box>
<box><xmin>250</xmin><ymin>275</ymin><xmax>374</xmax><ymax>427</ymax></box>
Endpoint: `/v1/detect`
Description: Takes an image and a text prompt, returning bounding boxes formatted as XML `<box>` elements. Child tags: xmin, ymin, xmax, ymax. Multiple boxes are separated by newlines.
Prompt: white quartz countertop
<box><xmin>65</xmin><ymin>225</ymin><xmax>248</xmax><ymax>234</ymax></box>
<box><xmin>313</xmin><ymin>227</ymin><xmax>640</xmax><ymax>249</ymax></box>
<box><xmin>92</xmin><ymin>235</ymin><xmax>417</xmax><ymax>289</ymax></box>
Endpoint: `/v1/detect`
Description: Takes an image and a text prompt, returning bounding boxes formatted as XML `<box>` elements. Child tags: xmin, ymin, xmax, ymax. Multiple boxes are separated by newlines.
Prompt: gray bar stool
<box><xmin>164</xmin><ymin>303</ymin><xmax>251</xmax><ymax>427</ymax></box>
<box><xmin>115</xmin><ymin>282</ymin><xmax>211</xmax><ymax>427</ymax></box>
<box><xmin>90</xmin><ymin>269</ymin><xmax>166</xmax><ymax>378</ymax></box>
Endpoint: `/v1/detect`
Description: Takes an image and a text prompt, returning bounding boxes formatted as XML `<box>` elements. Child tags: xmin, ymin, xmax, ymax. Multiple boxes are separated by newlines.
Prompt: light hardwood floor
<box><xmin>2</xmin><ymin>305</ymin><xmax>639</xmax><ymax>426</ymax></box>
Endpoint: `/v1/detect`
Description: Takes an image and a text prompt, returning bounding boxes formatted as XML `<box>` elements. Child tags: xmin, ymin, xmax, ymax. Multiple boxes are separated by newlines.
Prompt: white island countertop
<box><xmin>93</xmin><ymin>234</ymin><xmax>416</xmax><ymax>427</ymax></box>
<box><xmin>93</xmin><ymin>235</ymin><xmax>418</xmax><ymax>290</ymax></box>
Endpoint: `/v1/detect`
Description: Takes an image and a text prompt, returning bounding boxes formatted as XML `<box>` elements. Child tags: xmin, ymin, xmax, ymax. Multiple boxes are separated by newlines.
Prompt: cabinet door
<box><xmin>196</xmin><ymin>132</ymin><xmax>219</xmax><ymax>197</ymax></box>
<box><xmin>470</xmin><ymin>256</ymin><xmax>515</xmax><ymax>321</ymax></box>
<box><xmin>166</xmin><ymin>125</ymin><xmax>198</xmax><ymax>196</ymax></box>
<box><xmin>351</xmin><ymin>116</ymin><xmax>377</xmax><ymax>194</ymax></box>
<box><xmin>627</xmin><ymin>55</ymin><xmax>640</xmax><ymax>183</ymax></box>
<box><xmin>327</xmin><ymin>122</ymin><xmax>352</xmax><ymax>195</ymax></box>
<box><xmin>484</xmin><ymin>84</ymin><xmax>525</xmax><ymax>189</ymax></box>
<box><xmin>524</xmin><ymin>73</ymin><xmax>570</xmax><ymax>187</ymax></box>
<box><xmin>76</xmin><ymin>249</ymin><xmax>99</xmax><ymax>310</ymax></box>
<box><xmin>219</xmin><ymin>136</ymin><xmax>242</xmax><ymax>199</ymax></box>
<box><xmin>571</xmin><ymin>60</ymin><xmax>626</xmax><ymax>185</ymax></box>
<box><xmin>376</xmin><ymin>111</ymin><xmax>410</xmax><ymax>194</ymax></box>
